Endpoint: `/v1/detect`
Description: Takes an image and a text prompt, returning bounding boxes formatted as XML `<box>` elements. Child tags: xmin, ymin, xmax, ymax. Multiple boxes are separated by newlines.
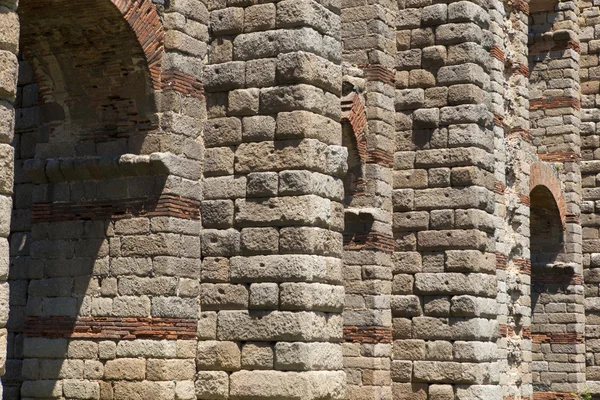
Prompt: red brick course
<box><xmin>565</xmin><ymin>213</ymin><xmax>579</xmax><ymax>224</ymax></box>
<box><xmin>515</xmin><ymin>258</ymin><xmax>532</xmax><ymax>275</ymax></box>
<box><xmin>344</xmin><ymin>231</ymin><xmax>394</xmax><ymax>254</ymax></box>
<box><xmin>367</xmin><ymin>149</ymin><xmax>394</xmax><ymax>168</ymax></box>
<box><xmin>31</xmin><ymin>195</ymin><xmax>200</xmax><ymax>223</ymax></box>
<box><xmin>161</xmin><ymin>69</ymin><xmax>205</xmax><ymax>99</ymax></box>
<box><xmin>531</xmin><ymin>332</ymin><xmax>584</xmax><ymax>344</ymax></box>
<box><xmin>495</xmin><ymin>181</ymin><xmax>507</xmax><ymax>195</ymax></box>
<box><xmin>505</xmin><ymin>128</ymin><xmax>532</xmax><ymax>142</ymax></box>
<box><xmin>537</xmin><ymin>152</ymin><xmax>581</xmax><ymax>163</ymax></box>
<box><xmin>495</xmin><ymin>255</ymin><xmax>531</xmax><ymax>274</ymax></box>
<box><xmin>362</xmin><ymin>64</ymin><xmax>396</xmax><ymax>86</ymax></box>
<box><xmin>514</xmin><ymin>63</ymin><xmax>530</xmax><ymax>77</ymax></box>
<box><xmin>343</xmin><ymin>326</ymin><xmax>393</xmax><ymax>344</ymax></box>
<box><xmin>533</xmin><ymin>393</ymin><xmax>576</xmax><ymax>400</ymax></box>
<box><xmin>496</xmin><ymin>253</ymin><xmax>508</xmax><ymax>270</ymax></box>
<box><xmin>25</xmin><ymin>316</ymin><xmax>196</xmax><ymax>340</ymax></box>
<box><xmin>519</xmin><ymin>194</ymin><xmax>531</xmax><ymax>207</ymax></box>
<box><xmin>530</xmin><ymin>96</ymin><xmax>581</xmax><ymax>111</ymax></box>
<box><xmin>342</xmin><ymin>93</ymin><xmax>368</xmax><ymax>164</ymax></box>
<box><xmin>490</xmin><ymin>45</ymin><xmax>505</xmax><ymax>62</ymax></box>
<box><xmin>499</xmin><ymin>324</ymin><xmax>531</xmax><ymax>339</ymax></box>
<box><xmin>505</xmin><ymin>0</ymin><xmax>530</xmax><ymax>14</ymax></box>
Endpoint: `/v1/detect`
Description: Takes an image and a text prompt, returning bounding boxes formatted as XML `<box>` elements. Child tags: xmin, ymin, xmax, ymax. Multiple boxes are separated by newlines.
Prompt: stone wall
<box><xmin>0</xmin><ymin>0</ymin><xmax>597</xmax><ymax>399</ymax></box>
<box><xmin>6</xmin><ymin>0</ymin><xmax>206</xmax><ymax>398</ymax></box>
<box><xmin>528</xmin><ymin>0</ymin><xmax>585</xmax><ymax>396</ymax></box>
<box><xmin>490</xmin><ymin>0</ymin><xmax>533</xmax><ymax>397</ymax></box>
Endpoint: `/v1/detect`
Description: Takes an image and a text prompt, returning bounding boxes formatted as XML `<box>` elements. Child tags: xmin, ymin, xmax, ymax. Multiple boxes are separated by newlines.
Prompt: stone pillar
<box><xmin>198</xmin><ymin>1</ymin><xmax>345</xmax><ymax>398</ymax></box>
<box><xmin>0</xmin><ymin>1</ymin><xmax>18</xmax><ymax>398</ymax></box>
<box><xmin>528</xmin><ymin>0</ymin><xmax>585</xmax><ymax>396</ymax></box>
<box><xmin>392</xmin><ymin>0</ymin><xmax>501</xmax><ymax>399</ymax></box>
<box><xmin>340</xmin><ymin>1</ymin><xmax>397</xmax><ymax>399</ymax></box>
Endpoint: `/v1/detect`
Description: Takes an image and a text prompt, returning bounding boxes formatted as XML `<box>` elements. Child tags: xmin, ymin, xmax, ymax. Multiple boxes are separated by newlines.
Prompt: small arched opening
<box><xmin>529</xmin><ymin>177</ymin><xmax>574</xmax><ymax>396</ymax></box>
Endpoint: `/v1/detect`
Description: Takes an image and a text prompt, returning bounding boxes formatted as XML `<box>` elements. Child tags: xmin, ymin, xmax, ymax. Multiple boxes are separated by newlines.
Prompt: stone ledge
<box><xmin>24</xmin><ymin>152</ymin><xmax>200</xmax><ymax>183</ymax></box>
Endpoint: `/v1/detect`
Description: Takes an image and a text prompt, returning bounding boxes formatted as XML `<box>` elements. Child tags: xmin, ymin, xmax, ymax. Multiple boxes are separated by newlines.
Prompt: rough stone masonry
<box><xmin>0</xmin><ymin>0</ymin><xmax>599</xmax><ymax>399</ymax></box>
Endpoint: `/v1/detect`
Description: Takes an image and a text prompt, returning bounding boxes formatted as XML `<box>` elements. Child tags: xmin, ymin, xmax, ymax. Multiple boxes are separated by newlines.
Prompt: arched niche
<box><xmin>17</xmin><ymin>0</ymin><xmax>163</xmax><ymax>158</ymax></box>
<box><xmin>341</xmin><ymin>90</ymin><xmax>367</xmax><ymax>204</ymax></box>
<box><xmin>530</xmin><ymin>161</ymin><xmax>567</xmax><ymax>233</ymax></box>
<box><xmin>529</xmin><ymin>161</ymin><xmax>567</xmax><ymax>268</ymax></box>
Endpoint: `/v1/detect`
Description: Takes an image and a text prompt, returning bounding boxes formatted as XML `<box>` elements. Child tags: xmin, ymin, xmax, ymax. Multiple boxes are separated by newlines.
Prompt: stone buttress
<box><xmin>198</xmin><ymin>0</ymin><xmax>346</xmax><ymax>398</ymax></box>
<box><xmin>393</xmin><ymin>0</ymin><xmax>501</xmax><ymax>398</ymax></box>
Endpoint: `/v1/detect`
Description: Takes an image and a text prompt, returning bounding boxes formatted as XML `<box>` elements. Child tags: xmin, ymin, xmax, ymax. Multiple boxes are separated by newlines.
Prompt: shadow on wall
<box><xmin>530</xmin><ymin>185</ymin><xmax>564</xmax><ymax>268</ymax></box>
<box><xmin>5</xmin><ymin>1</ymin><xmax>178</xmax><ymax>398</ymax></box>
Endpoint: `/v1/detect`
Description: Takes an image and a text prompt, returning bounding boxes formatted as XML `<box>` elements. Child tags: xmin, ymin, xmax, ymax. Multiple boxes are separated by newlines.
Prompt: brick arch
<box><xmin>341</xmin><ymin>92</ymin><xmax>367</xmax><ymax>197</ymax></box>
<box><xmin>341</xmin><ymin>92</ymin><xmax>368</xmax><ymax>164</ymax></box>
<box><xmin>529</xmin><ymin>0</ymin><xmax>556</xmax><ymax>13</ymax></box>
<box><xmin>110</xmin><ymin>0</ymin><xmax>164</xmax><ymax>90</ymax></box>
<box><xmin>530</xmin><ymin>161</ymin><xmax>567</xmax><ymax>229</ymax></box>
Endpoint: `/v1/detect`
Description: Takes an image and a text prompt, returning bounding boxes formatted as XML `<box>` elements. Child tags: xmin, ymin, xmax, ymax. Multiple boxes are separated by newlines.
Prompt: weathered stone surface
<box><xmin>197</xmin><ymin>341</ymin><xmax>241</xmax><ymax>371</ymax></box>
<box><xmin>274</xmin><ymin>342</ymin><xmax>342</xmax><ymax>371</ymax></box>
<box><xmin>217</xmin><ymin>311</ymin><xmax>342</xmax><ymax>341</ymax></box>
<box><xmin>0</xmin><ymin>10</ymin><xmax>18</xmax><ymax>54</ymax></box>
<box><xmin>242</xmin><ymin>342</ymin><xmax>274</xmax><ymax>370</ymax></box>
<box><xmin>104</xmin><ymin>359</ymin><xmax>146</xmax><ymax>381</ymax></box>
<box><xmin>277</xmin><ymin>51</ymin><xmax>341</xmax><ymax>94</ymax></box>
<box><xmin>201</xmin><ymin>283</ymin><xmax>248</xmax><ymax>310</ymax></box>
<box><xmin>230</xmin><ymin>255</ymin><xmax>328</xmax><ymax>283</ymax></box>
<box><xmin>414</xmin><ymin>273</ymin><xmax>496</xmax><ymax>296</ymax></box>
<box><xmin>279</xmin><ymin>283</ymin><xmax>344</xmax><ymax>311</ymax></box>
<box><xmin>229</xmin><ymin>370</ymin><xmax>345</xmax><ymax>399</ymax></box>
<box><xmin>0</xmin><ymin>50</ymin><xmax>17</xmax><ymax>99</ymax></box>
<box><xmin>276</xmin><ymin>111</ymin><xmax>340</xmax><ymax>145</ymax></box>
<box><xmin>249</xmin><ymin>282</ymin><xmax>279</xmax><ymax>309</ymax></box>
<box><xmin>113</xmin><ymin>381</ymin><xmax>175</xmax><ymax>400</ymax></box>
<box><xmin>116</xmin><ymin>340</ymin><xmax>176</xmax><ymax>358</ymax></box>
<box><xmin>196</xmin><ymin>371</ymin><xmax>229</xmax><ymax>399</ymax></box>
